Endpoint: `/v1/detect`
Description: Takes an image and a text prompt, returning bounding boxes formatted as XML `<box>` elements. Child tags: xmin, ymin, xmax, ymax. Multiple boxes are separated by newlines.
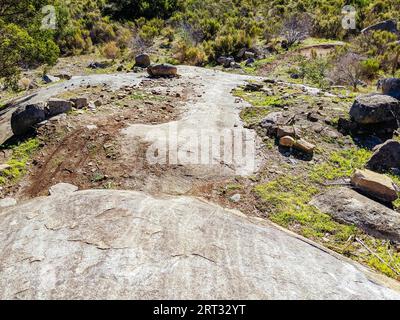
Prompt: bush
<box><xmin>173</xmin><ymin>41</ymin><xmax>206</xmax><ymax>66</ymax></box>
<box><xmin>299</xmin><ymin>57</ymin><xmax>329</xmax><ymax>88</ymax></box>
<box><xmin>102</xmin><ymin>41</ymin><xmax>120</xmax><ymax>60</ymax></box>
<box><xmin>360</xmin><ymin>58</ymin><xmax>380</xmax><ymax>79</ymax></box>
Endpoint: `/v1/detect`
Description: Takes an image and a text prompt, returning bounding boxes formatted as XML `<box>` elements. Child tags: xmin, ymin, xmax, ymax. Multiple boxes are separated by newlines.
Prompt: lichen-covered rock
<box><xmin>349</xmin><ymin>94</ymin><xmax>400</xmax><ymax>124</ymax></box>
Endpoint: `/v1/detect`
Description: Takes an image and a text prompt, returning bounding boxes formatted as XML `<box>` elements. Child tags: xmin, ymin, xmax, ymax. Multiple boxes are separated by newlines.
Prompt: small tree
<box><xmin>281</xmin><ymin>13</ymin><xmax>312</xmax><ymax>48</ymax></box>
<box><xmin>330</xmin><ymin>52</ymin><xmax>364</xmax><ymax>90</ymax></box>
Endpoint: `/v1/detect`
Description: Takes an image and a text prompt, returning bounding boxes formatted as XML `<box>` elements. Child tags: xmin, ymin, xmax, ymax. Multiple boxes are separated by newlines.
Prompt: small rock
<box><xmin>70</xmin><ymin>97</ymin><xmax>88</xmax><ymax>109</ymax></box>
<box><xmin>277</xmin><ymin>126</ymin><xmax>298</xmax><ymax>139</ymax></box>
<box><xmin>86</xmin><ymin>125</ymin><xmax>98</xmax><ymax>131</ymax></box>
<box><xmin>49</xmin><ymin>183</ymin><xmax>78</xmax><ymax>196</ymax></box>
<box><xmin>230</xmin><ymin>194</ymin><xmax>241</xmax><ymax>203</ymax></box>
<box><xmin>43</xmin><ymin>75</ymin><xmax>60</xmax><ymax>84</ymax></box>
<box><xmin>311</xmin><ymin>187</ymin><xmax>400</xmax><ymax>243</ymax></box>
<box><xmin>244</xmin><ymin>83</ymin><xmax>263</xmax><ymax>92</ymax></box>
<box><xmin>293</xmin><ymin>139</ymin><xmax>315</xmax><ymax>154</ymax></box>
<box><xmin>351</xmin><ymin>169</ymin><xmax>398</xmax><ymax>203</ymax></box>
<box><xmin>0</xmin><ymin>164</ymin><xmax>11</xmax><ymax>172</ymax></box>
<box><xmin>279</xmin><ymin>136</ymin><xmax>295</xmax><ymax>147</ymax></box>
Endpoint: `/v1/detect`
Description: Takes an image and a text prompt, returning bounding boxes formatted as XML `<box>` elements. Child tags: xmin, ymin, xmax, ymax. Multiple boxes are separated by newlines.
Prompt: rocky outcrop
<box><xmin>135</xmin><ymin>54</ymin><xmax>151</xmax><ymax>68</ymax></box>
<box><xmin>0</xmin><ymin>189</ymin><xmax>399</xmax><ymax>299</ymax></box>
<box><xmin>351</xmin><ymin>169</ymin><xmax>398</xmax><ymax>203</ymax></box>
<box><xmin>378</xmin><ymin>78</ymin><xmax>400</xmax><ymax>100</ymax></box>
<box><xmin>147</xmin><ymin>64</ymin><xmax>178</xmax><ymax>77</ymax></box>
<box><xmin>11</xmin><ymin>103</ymin><xmax>46</xmax><ymax>136</ymax></box>
<box><xmin>367</xmin><ymin>140</ymin><xmax>400</xmax><ymax>173</ymax></box>
<box><xmin>311</xmin><ymin>187</ymin><xmax>400</xmax><ymax>243</ymax></box>
<box><xmin>349</xmin><ymin>94</ymin><xmax>400</xmax><ymax>124</ymax></box>
<box><xmin>362</xmin><ymin>19</ymin><xmax>398</xmax><ymax>35</ymax></box>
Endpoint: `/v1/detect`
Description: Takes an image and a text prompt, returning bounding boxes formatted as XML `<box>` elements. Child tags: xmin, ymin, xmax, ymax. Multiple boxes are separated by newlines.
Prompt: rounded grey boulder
<box><xmin>367</xmin><ymin>140</ymin><xmax>400</xmax><ymax>172</ymax></box>
<box><xmin>135</xmin><ymin>54</ymin><xmax>151</xmax><ymax>68</ymax></box>
<box><xmin>378</xmin><ymin>78</ymin><xmax>400</xmax><ymax>100</ymax></box>
<box><xmin>350</xmin><ymin>94</ymin><xmax>400</xmax><ymax>124</ymax></box>
<box><xmin>11</xmin><ymin>103</ymin><xmax>46</xmax><ymax>136</ymax></box>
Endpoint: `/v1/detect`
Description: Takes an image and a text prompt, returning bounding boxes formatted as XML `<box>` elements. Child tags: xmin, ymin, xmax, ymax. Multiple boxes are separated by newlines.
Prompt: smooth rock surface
<box><xmin>311</xmin><ymin>187</ymin><xmax>400</xmax><ymax>243</ymax></box>
<box><xmin>0</xmin><ymin>197</ymin><xmax>17</xmax><ymax>208</ymax></box>
<box><xmin>0</xmin><ymin>189</ymin><xmax>399</xmax><ymax>300</ymax></box>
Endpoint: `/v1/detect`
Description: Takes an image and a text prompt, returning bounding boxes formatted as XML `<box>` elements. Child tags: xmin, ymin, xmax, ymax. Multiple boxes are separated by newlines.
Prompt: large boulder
<box><xmin>378</xmin><ymin>78</ymin><xmax>400</xmax><ymax>100</ymax></box>
<box><xmin>147</xmin><ymin>64</ymin><xmax>178</xmax><ymax>78</ymax></box>
<box><xmin>135</xmin><ymin>54</ymin><xmax>151</xmax><ymax>68</ymax></box>
<box><xmin>361</xmin><ymin>19</ymin><xmax>398</xmax><ymax>35</ymax></box>
<box><xmin>46</xmin><ymin>99</ymin><xmax>73</xmax><ymax>117</ymax></box>
<box><xmin>311</xmin><ymin>187</ymin><xmax>400</xmax><ymax>243</ymax></box>
<box><xmin>0</xmin><ymin>189</ymin><xmax>398</xmax><ymax>299</ymax></box>
<box><xmin>367</xmin><ymin>140</ymin><xmax>400</xmax><ymax>173</ymax></box>
<box><xmin>11</xmin><ymin>103</ymin><xmax>46</xmax><ymax>136</ymax></box>
<box><xmin>349</xmin><ymin>94</ymin><xmax>400</xmax><ymax>124</ymax></box>
<box><xmin>351</xmin><ymin>169</ymin><xmax>398</xmax><ymax>203</ymax></box>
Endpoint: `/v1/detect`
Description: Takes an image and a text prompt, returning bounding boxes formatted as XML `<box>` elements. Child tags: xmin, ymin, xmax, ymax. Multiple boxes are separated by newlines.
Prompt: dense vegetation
<box><xmin>1</xmin><ymin>0</ymin><xmax>399</xmax><ymax>88</ymax></box>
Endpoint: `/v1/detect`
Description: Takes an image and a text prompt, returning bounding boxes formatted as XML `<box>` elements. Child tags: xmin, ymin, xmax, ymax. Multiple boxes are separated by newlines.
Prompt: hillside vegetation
<box><xmin>1</xmin><ymin>0</ymin><xmax>399</xmax><ymax>89</ymax></box>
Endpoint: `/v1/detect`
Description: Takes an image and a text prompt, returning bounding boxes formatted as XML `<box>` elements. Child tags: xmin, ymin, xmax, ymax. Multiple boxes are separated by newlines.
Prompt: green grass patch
<box><xmin>310</xmin><ymin>148</ymin><xmax>372</xmax><ymax>182</ymax></box>
<box><xmin>0</xmin><ymin>138</ymin><xmax>40</xmax><ymax>185</ymax></box>
<box><xmin>241</xmin><ymin>56</ymin><xmax>277</xmax><ymax>74</ymax></box>
<box><xmin>234</xmin><ymin>88</ymin><xmax>285</xmax><ymax>125</ymax></box>
<box><xmin>254</xmin><ymin>174</ymin><xmax>400</xmax><ymax>278</ymax></box>
<box><xmin>254</xmin><ymin>176</ymin><xmax>356</xmax><ymax>241</ymax></box>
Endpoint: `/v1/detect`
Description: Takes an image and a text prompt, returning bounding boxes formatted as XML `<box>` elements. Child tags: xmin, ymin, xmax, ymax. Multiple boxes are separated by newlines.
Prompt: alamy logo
<box><xmin>342</xmin><ymin>5</ymin><xmax>357</xmax><ymax>30</ymax></box>
<box><xmin>41</xmin><ymin>5</ymin><xmax>57</xmax><ymax>30</ymax></box>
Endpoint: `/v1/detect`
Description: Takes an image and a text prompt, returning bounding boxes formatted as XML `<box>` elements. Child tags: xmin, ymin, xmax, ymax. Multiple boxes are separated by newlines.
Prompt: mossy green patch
<box><xmin>254</xmin><ymin>176</ymin><xmax>356</xmax><ymax>242</ymax></box>
<box><xmin>310</xmin><ymin>148</ymin><xmax>372</xmax><ymax>182</ymax></box>
<box><xmin>0</xmin><ymin>138</ymin><xmax>40</xmax><ymax>185</ymax></box>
